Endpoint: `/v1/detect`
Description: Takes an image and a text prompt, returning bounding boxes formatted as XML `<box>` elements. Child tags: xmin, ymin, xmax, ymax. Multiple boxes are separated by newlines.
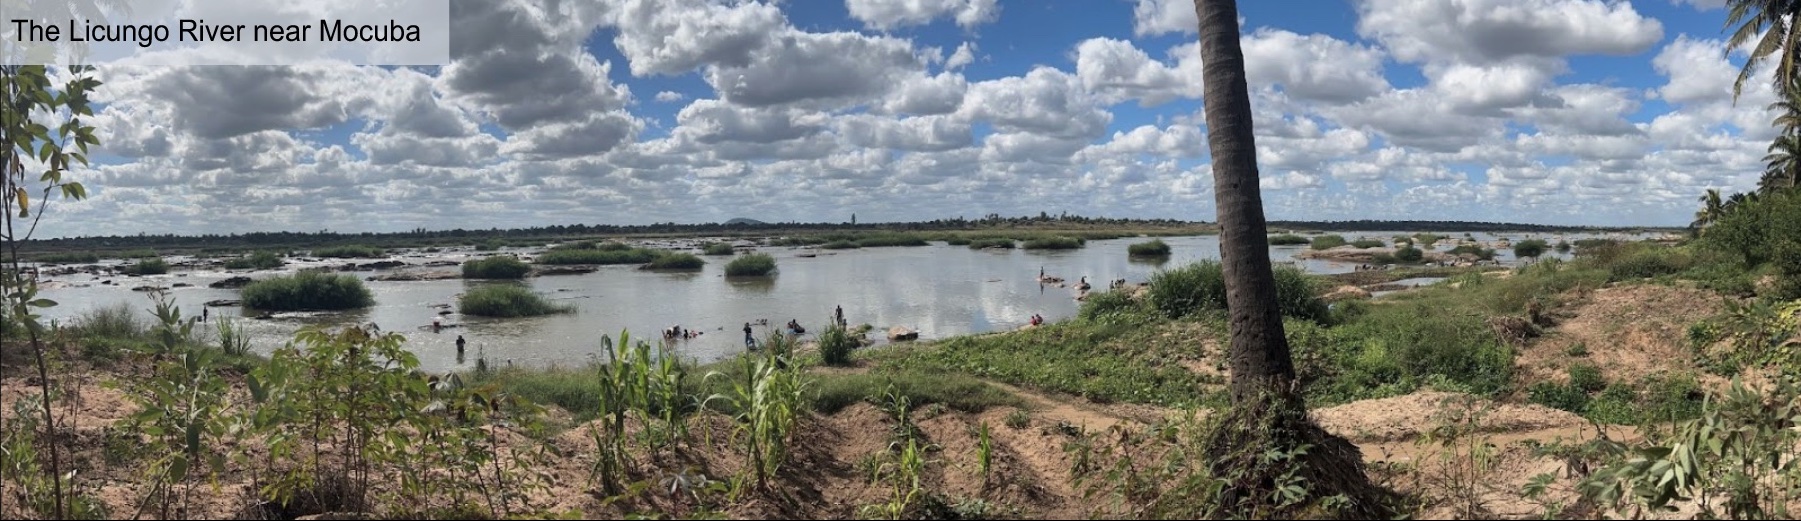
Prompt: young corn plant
<box><xmin>860</xmin><ymin>437</ymin><xmax>933</xmax><ymax>520</ymax></box>
<box><xmin>975</xmin><ymin>422</ymin><xmax>994</xmax><ymax>492</ymax></box>
<box><xmin>705</xmin><ymin>340</ymin><xmax>806</xmax><ymax>492</ymax></box>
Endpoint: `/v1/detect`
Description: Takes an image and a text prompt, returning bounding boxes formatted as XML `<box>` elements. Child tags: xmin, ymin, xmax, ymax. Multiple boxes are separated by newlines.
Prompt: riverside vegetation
<box><xmin>4</xmin><ymin>228</ymin><xmax>1795</xmax><ymax>519</ymax></box>
<box><xmin>7</xmin><ymin>16</ymin><xmax>1801</xmax><ymax>517</ymax></box>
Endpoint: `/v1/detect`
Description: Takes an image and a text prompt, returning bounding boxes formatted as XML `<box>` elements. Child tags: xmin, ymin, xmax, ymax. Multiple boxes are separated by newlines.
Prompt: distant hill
<box><xmin>723</xmin><ymin>218</ymin><xmax>768</xmax><ymax>225</ymax></box>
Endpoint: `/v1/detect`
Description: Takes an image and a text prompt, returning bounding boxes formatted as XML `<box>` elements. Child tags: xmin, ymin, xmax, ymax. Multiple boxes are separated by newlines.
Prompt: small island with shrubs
<box><xmin>1126</xmin><ymin>239</ymin><xmax>1172</xmax><ymax>257</ymax></box>
<box><xmin>459</xmin><ymin>284</ymin><xmax>575</xmax><ymax>317</ymax></box>
<box><xmin>462</xmin><ymin>256</ymin><xmax>532</xmax><ymax>279</ymax></box>
<box><xmin>645</xmin><ymin>253</ymin><xmax>705</xmax><ymax>271</ymax></box>
<box><xmin>725</xmin><ymin>253</ymin><xmax>777</xmax><ymax>276</ymax></box>
<box><xmin>240</xmin><ymin>270</ymin><xmax>375</xmax><ymax>311</ymax></box>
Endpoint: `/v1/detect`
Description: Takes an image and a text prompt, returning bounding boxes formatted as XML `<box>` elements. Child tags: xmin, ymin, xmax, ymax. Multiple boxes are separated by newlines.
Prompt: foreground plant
<box><xmin>2</xmin><ymin>63</ymin><xmax>104</xmax><ymax>520</ymax></box>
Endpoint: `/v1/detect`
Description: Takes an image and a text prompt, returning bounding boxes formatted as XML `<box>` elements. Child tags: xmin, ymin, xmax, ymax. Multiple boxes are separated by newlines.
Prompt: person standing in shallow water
<box><xmin>456</xmin><ymin>334</ymin><xmax>466</xmax><ymax>353</ymax></box>
<box><xmin>743</xmin><ymin>322</ymin><xmax>755</xmax><ymax>348</ymax></box>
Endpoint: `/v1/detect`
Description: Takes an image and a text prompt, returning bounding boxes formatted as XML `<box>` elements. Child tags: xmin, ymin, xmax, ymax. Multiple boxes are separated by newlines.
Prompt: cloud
<box><xmin>706</xmin><ymin>30</ymin><xmax>923</xmax><ymax>109</ymax></box>
<box><xmin>845</xmin><ymin>0</ymin><xmax>999</xmax><ymax>30</ymax></box>
<box><xmin>600</xmin><ymin>0</ymin><xmax>788</xmax><ymax>77</ymax></box>
<box><xmin>655</xmin><ymin>91</ymin><xmax>687</xmax><ymax>102</ymax></box>
<box><xmin>1355</xmin><ymin>0</ymin><xmax>1664</xmax><ymax>65</ymax></box>
<box><xmin>945</xmin><ymin>42</ymin><xmax>977</xmax><ymax>71</ymax></box>
<box><xmin>1131</xmin><ymin>0</ymin><xmax>1197</xmax><ymax>37</ymax></box>
<box><xmin>962</xmin><ymin>66</ymin><xmax>1111</xmax><ymax>140</ymax></box>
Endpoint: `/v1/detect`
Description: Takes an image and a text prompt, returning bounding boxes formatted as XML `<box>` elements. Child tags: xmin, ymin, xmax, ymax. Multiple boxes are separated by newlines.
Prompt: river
<box><xmin>25</xmin><ymin>231</ymin><xmax>1656</xmax><ymax>373</ymax></box>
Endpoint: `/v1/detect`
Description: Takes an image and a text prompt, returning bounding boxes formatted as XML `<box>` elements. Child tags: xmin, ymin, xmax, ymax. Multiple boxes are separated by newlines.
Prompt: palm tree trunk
<box><xmin>1194</xmin><ymin>0</ymin><xmax>1296</xmax><ymax>403</ymax></box>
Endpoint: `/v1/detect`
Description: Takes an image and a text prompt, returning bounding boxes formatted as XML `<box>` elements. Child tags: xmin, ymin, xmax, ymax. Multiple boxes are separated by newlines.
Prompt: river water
<box><xmin>25</xmin><ymin>231</ymin><xmax>1655</xmax><ymax>373</ymax></box>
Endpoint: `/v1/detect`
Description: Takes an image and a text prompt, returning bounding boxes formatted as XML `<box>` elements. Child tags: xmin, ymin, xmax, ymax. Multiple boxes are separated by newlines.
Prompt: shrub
<box><xmin>726</xmin><ymin>253</ymin><xmax>777</xmax><ymax>276</ymax></box>
<box><xmin>1310</xmin><ymin>235</ymin><xmax>1348</xmax><ymax>250</ymax></box>
<box><xmin>312</xmin><ymin>245</ymin><xmax>384</xmax><ymax>258</ymax></box>
<box><xmin>1021</xmin><ymin>236</ymin><xmax>1084</xmax><ymax>250</ymax></box>
<box><xmin>1607</xmin><ymin>247</ymin><xmax>1689</xmax><ymax>281</ymax></box>
<box><xmin>945</xmin><ymin>236</ymin><xmax>973</xmax><ymax>246</ymax></box>
<box><xmin>223</xmin><ymin>251</ymin><xmax>285</xmax><ymax>270</ymax></box>
<box><xmin>474</xmin><ymin>239</ymin><xmax>505</xmax><ymax>251</ymax></box>
<box><xmin>1350</xmin><ymin>238</ymin><xmax>1386</xmax><ymax>249</ymax></box>
<box><xmin>113</xmin><ymin>248</ymin><xmax>159</xmax><ymax>259</ymax></box>
<box><xmin>1554</xmin><ymin>240</ymin><xmax>1571</xmax><ymax>253</ymax></box>
<box><xmin>821</xmin><ymin>240</ymin><xmax>861</xmax><ymax>250</ymax></box>
<box><xmin>1148</xmin><ymin>261</ymin><xmax>1328</xmax><ymax>323</ymax></box>
<box><xmin>458</xmin><ymin>284</ymin><xmax>575</xmax><ymax>317</ymax></box>
<box><xmin>240</xmin><ymin>271</ymin><xmax>375</xmax><ymax>311</ymax></box>
<box><xmin>461</xmin><ymin>255</ymin><xmax>531</xmax><ymax>279</ymax></box>
<box><xmin>645</xmin><ymin>253</ymin><xmax>705</xmax><ymax>270</ymax></box>
<box><xmin>1393</xmin><ymin>245</ymin><xmax>1424</xmax><ymax>263</ymax></box>
<box><xmin>1295</xmin><ymin>302</ymin><xmax>1515</xmax><ymax>404</ymax></box>
<box><xmin>535</xmin><ymin>248</ymin><xmax>659</xmax><ymax>265</ymax></box>
<box><xmin>818</xmin><ymin>325</ymin><xmax>857</xmax><ymax>366</ymax></box>
<box><xmin>1413</xmin><ymin>233</ymin><xmax>1446</xmax><ymax>249</ymax></box>
<box><xmin>1513</xmin><ymin>239</ymin><xmax>1550</xmax><ymax>258</ymax></box>
<box><xmin>119</xmin><ymin>257</ymin><xmax>170</xmax><ymax>276</ymax></box>
<box><xmin>967</xmin><ymin>238</ymin><xmax>1015</xmax><ymax>249</ymax></box>
<box><xmin>1528</xmin><ymin>381</ymin><xmax>1590</xmax><ymax>413</ymax></box>
<box><xmin>1078</xmin><ymin>291</ymin><xmax>1143</xmax><ymax>322</ymax></box>
<box><xmin>1267</xmin><ymin>234</ymin><xmax>1310</xmax><ymax>246</ymax></box>
<box><xmin>72</xmin><ymin>303</ymin><xmax>146</xmax><ymax>340</ymax></box>
<box><xmin>702</xmin><ymin>242</ymin><xmax>737</xmax><ymax>255</ymax></box>
<box><xmin>1567</xmin><ymin>363</ymin><xmax>1606</xmax><ymax>393</ymax></box>
<box><xmin>1127</xmin><ymin>239</ymin><xmax>1172</xmax><ymax>257</ymax></box>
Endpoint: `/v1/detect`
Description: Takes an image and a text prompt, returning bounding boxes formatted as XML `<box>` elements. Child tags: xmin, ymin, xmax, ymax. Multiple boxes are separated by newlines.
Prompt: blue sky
<box><xmin>35</xmin><ymin>0</ymin><xmax>1780</xmax><ymax>237</ymax></box>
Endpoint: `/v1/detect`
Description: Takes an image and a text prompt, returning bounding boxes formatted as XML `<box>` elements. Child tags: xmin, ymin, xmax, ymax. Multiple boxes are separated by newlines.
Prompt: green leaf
<box><xmin>26</xmin><ymin>298</ymin><xmax>55</xmax><ymax>308</ymax></box>
<box><xmin>168</xmin><ymin>456</ymin><xmax>189</xmax><ymax>481</ymax></box>
<box><xmin>186</xmin><ymin>423</ymin><xmax>202</xmax><ymax>454</ymax></box>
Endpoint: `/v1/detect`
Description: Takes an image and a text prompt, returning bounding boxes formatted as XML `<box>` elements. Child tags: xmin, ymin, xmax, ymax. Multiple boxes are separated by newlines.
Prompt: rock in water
<box><xmin>887</xmin><ymin>326</ymin><xmax>919</xmax><ymax>341</ymax></box>
<box><xmin>209</xmin><ymin>276</ymin><xmax>255</xmax><ymax>289</ymax></box>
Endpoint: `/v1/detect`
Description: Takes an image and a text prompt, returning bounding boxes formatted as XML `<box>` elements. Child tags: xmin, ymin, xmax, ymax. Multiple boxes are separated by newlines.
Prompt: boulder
<box><xmin>204</xmin><ymin>299</ymin><xmax>241</xmax><ymax>307</ymax></box>
<box><xmin>887</xmin><ymin>326</ymin><xmax>919</xmax><ymax>342</ymax></box>
<box><xmin>357</xmin><ymin>260</ymin><xmax>407</xmax><ymax>270</ymax></box>
<box><xmin>171</xmin><ymin>282</ymin><xmax>192</xmax><ymax>288</ymax></box>
<box><xmin>130</xmin><ymin>285</ymin><xmax>165</xmax><ymax>292</ymax></box>
<box><xmin>209</xmin><ymin>276</ymin><xmax>255</xmax><ymax>289</ymax></box>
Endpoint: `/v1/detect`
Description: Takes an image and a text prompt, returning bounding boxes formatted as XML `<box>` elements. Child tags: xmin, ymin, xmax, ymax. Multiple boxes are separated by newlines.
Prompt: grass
<box><xmin>535</xmin><ymin>248</ymin><xmax>660</xmax><ymax>265</ymax></box>
<box><xmin>1127</xmin><ymin>239</ymin><xmax>1172</xmax><ymax>257</ymax></box>
<box><xmin>1350</xmin><ymin>238</ymin><xmax>1386</xmax><ymax>249</ymax></box>
<box><xmin>870</xmin><ymin>315</ymin><xmax>1219</xmax><ymax>407</ymax></box>
<box><xmin>1413</xmin><ymin>233</ymin><xmax>1447</xmax><ymax>249</ymax></box>
<box><xmin>223</xmin><ymin>251</ymin><xmax>284</xmax><ymax>270</ymax></box>
<box><xmin>967</xmin><ymin>238</ymin><xmax>1015</xmax><ymax>250</ymax></box>
<box><xmin>31</xmin><ymin>251</ymin><xmax>99</xmax><ymax>263</ymax></box>
<box><xmin>1021</xmin><ymin>236</ymin><xmax>1084</xmax><ymax>250</ymax></box>
<box><xmin>462</xmin><ymin>255</ymin><xmax>532</xmax><ymax>279</ymax></box>
<box><xmin>240</xmin><ymin>271</ymin><xmax>375</xmax><ymax>311</ymax></box>
<box><xmin>458</xmin><ymin>284</ymin><xmax>575</xmax><ymax>318</ymax></box>
<box><xmin>1268</xmin><ymin>234</ymin><xmax>1310</xmax><ymax>246</ymax></box>
<box><xmin>821</xmin><ymin>240</ymin><xmax>861</xmax><ymax>250</ymax></box>
<box><xmin>119</xmin><ymin>258</ymin><xmax>170</xmax><ymax>276</ymax></box>
<box><xmin>1394</xmin><ymin>245</ymin><xmax>1424</xmax><ymax>263</ymax></box>
<box><xmin>811</xmin><ymin>371</ymin><xmax>1025</xmax><ymax>414</ymax></box>
<box><xmin>725</xmin><ymin>253</ymin><xmax>777</xmax><ymax>276</ymax></box>
<box><xmin>645</xmin><ymin>253</ymin><xmax>705</xmax><ymax>270</ymax></box>
<box><xmin>312</xmin><ymin>245</ymin><xmax>385</xmax><ymax>258</ymax></box>
<box><xmin>702</xmin><ymin>242</ymin><xmax>737</xmax><ymax>255</ymax></box>
<box><xmin>1311</xmin><ymin>235</ymin><xmax>1348</xmax><ymax>250</ymax></box>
